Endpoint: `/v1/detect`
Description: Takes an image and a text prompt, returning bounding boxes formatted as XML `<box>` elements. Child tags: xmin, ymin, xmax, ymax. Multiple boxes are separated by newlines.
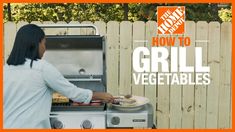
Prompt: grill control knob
<box><xmin>111</xmin><ymin>116</ymin><xmax>120</xmax><ymax>125</ymax></box>
<box><xmin>81</xmin><ymin>120</ymin><xmax>92</xmax><ymax>129</ymax></box>
<box><xmin>51</xmin><ymin>120</ymin><xmax>64</xmax><ymax>129</ymax></box>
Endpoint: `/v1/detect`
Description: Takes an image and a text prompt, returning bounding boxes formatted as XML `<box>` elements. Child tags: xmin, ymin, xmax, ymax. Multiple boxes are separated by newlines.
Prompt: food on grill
<box><xmin>72</xmin><ymin>102</ymin><xmax>90</xmax><ymax>106</ymax></box>
<box><xmin>78</xmin><ymin>103</ymin><xmax>91</xmax><ymax>106</ymax></box>
<box><xmin>71</xmin><ymin>100</ymin><xmax>102</xmax><ymax>106</ymax></box>
<box><xmin>52</xmin><ymin>93</ymin><xmax>69</xmax><ymax>103</ymax></box>
<box><xmin>71</xmin><ymin>102</ymin><xmax>80</xmax><ymax>106</ymax></box>
<box><xmin>90</xmin><ymin>102</ymin><xmax>102</xmax><ymax>106</ymax></box>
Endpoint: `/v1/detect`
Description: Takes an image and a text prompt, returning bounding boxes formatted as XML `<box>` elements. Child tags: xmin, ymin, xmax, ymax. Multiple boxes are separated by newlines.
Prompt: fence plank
<box><xmin>106</xmin><ymin>21</ymin><xmax>120</xmax><ymax>96</ymax></box>
<box><xmin>206</xmin><ymin>22</ymin><xmax>220</xmax><ymax>128</ymax></box>
<box><xmin>169</xmin><ymin>34</ymin><xmax>182</xmax><ymax>128</ymax></box>
<box><xmin>182</xmin><ymin>21</ymin><xmax>195</xmax><ymax>128</ymax></box>
<box><xmin>132</xmin><ymin>21</ymin><xmax>145</xmax><ymax>96</ymax></box>
<box><xmin>119</xmin><ymin>21</ymin><xmax>132</xmax><ymax>95</ymax></box>
<box><xmin>16</xmin><ymin>21</ymin><xmax>28</xmax><ymax>30</ymax></box>
<box><xmin>145</xmin><ymin>21</ymin><xmax>157</xmax><ymax>125</ymax></box>
<box><xmin>94</xmin><ymin>21</ymin><xmax>107</xmax><ymax>36</ymax></box>
<box><xmin>194</xmin><ymin>21</ymin><xmax>208</xmax><ymax>128</ymax></box>
<box><xmin>156</xmin><ymin>35</ymin><xmax>170</xmax><ymax>129</ymax></box>
<box><xmin>4</xmin><ymin>22</ymin><xmax>17</xmax><ymax>62</ymax></box>
<box><xmin>30</xmin><ymin>21</ymin><xmax>43</xmax><ymax>25</ymax></box>
<box><xmin>218</xmin><ymin>22</ymin><xmax>232</xmax><ymax>128</ymax></box>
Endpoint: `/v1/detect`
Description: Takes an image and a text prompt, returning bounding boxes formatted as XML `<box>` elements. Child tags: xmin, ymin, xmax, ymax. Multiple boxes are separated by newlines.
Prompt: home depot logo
<box><xmin>157</xmin><ymin>6</ymin><xmax>185</xmax><ymax>34</ymax></box>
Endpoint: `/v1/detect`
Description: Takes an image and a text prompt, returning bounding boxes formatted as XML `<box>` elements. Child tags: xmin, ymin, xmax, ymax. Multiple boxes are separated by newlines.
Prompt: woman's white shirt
<box><xmin>3</xmin><ymin>59</ymin><xmax>92</xmax><ymax>128</ymax></box>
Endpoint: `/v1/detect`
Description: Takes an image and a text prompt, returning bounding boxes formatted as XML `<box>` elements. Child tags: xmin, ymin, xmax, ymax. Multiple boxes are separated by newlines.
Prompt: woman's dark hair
<box><xmin>7</xmin><ymin>24</ymin><xmax>45</xmax><ymax>67</ymax></box>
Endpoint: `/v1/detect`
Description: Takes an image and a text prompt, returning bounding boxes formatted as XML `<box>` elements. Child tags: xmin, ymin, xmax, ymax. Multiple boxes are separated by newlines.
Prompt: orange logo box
<box><xmin>157</xmin><ymin>6</ymin><xmax>185</xmax><ymax>34</ymax></box>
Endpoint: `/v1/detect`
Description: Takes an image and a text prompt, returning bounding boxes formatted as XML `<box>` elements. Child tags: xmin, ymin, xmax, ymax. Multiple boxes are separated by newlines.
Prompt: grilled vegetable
<box><xmin>52</xmin><ymin>93</ymin><xmax>69</xmax><ymax>103</ymax></box>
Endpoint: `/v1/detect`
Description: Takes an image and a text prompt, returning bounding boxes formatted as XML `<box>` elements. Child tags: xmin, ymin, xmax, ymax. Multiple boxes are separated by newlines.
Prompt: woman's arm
<box><xmin>92</xmin><ymin>92</ymin><xmax>114</xmax><ymax>103</ymax></box>
<box><xmin>42</xmin><ymin>61</ymin><xmax>92</xmax><ymax>103</ymax></box>
<box><xmin>41</xmin><ymin>60</ymin><xmax>113</xmax><ymax>103</ymax></box>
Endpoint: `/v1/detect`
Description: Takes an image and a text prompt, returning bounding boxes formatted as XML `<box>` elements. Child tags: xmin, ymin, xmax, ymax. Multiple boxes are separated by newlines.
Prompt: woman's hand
<box><xmin>92</xmin><ymin>92</ymin><xmax>114</xmax><ymax>103</ymax></box>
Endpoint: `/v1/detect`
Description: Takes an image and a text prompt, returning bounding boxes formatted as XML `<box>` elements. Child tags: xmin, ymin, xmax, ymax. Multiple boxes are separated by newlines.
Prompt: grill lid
<box><xmin>43</xmin><ymin>35</ymin><xmax>104</xmax><ymax>77</ymax></box>
<box><xmin>40</xmin><ymin>24</ymin><xmax>106</xmax><ymax>92</ymax></box>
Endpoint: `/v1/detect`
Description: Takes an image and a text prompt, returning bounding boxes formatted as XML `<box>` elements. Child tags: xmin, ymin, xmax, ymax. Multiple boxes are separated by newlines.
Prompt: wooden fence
<box><xmin>3</xmin><ymin>21</ymin><xmax>232</xmax><ymax>129</ymax></box>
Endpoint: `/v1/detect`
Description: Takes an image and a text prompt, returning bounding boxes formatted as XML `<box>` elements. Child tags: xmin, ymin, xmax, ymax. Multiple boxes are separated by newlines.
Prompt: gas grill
<box><xmin>40</xmin><ymin>24</ymin><xmax>154</xmax><ymax>129</ymax></box>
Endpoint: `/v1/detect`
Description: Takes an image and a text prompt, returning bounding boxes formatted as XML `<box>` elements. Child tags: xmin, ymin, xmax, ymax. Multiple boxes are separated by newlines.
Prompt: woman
<box><xmin>4</xmin><ymin>24</ymin><xmax>114</xmax><ymax>128</ymax></box>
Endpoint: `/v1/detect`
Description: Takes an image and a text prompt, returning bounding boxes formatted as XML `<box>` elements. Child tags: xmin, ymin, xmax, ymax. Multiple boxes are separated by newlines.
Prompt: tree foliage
<box><xmin>3</xmin><ymin>3</ymin><xmax>232</xmax><ymax>23</ymax></box>
<box><xmin>219</xmin><ymin>8</ymin><xmax>232</xmax><ymax>22</ymax></box>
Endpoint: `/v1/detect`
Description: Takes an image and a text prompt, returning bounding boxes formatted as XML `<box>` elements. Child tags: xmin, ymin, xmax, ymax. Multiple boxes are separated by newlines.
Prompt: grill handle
<box><xmin>67</xmin><ymin>78</ymin><xmax>102</xmax><ymax>82</ymax></box>
<box><xmin>39</xmin><ymin>24</ymin><xmax>100</xmax><ymax>35</ymax></box>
